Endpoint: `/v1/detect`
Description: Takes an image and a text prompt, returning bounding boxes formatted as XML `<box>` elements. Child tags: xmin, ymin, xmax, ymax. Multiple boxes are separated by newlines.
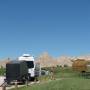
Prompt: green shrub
<box><xmin>0</xmin><ymin>66</ymin><xmax>5</xmax><ymax>76</ymax></box>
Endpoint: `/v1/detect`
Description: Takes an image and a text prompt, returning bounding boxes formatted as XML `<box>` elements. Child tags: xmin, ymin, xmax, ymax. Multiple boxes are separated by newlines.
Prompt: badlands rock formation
<box><xmin>36</xmin><ymin>53</ymin><xmax>90</xmax><ymax>67</ymax></box>
<box><xmin>1</xmin><ymin>53</ymin><xmax>90</xmax><ymax>68</ymax></box>
<box><xmin>35</xmin><ymin>52</ymin><xmax>58</xmax><ymax>67</ymax></box>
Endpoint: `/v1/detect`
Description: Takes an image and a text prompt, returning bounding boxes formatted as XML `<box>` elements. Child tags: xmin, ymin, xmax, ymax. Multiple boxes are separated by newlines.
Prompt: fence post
<box><xmin>25</xmin><ymin>80</ymin><xmax>28</xmax><ymax>86</ymax></box>
<box><xmin>2</xmin><ymin>86</ymin><xmax>6</xmax><ymax>90</ymax></box>
<box><xmin>15</xmin><ymin>80</ymin><xmax>18</xmax><ymax>90</ymax></box>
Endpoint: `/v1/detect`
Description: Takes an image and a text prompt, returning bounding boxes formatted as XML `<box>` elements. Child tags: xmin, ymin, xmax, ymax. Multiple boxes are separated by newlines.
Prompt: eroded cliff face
<box><xmin>35</xmin><ymin>52</ymin><xmax>58</xmax><ymax>67</ymax></box>
<box><xmin>35</xmin><ymin>53</ymin><xmax>90</xmax><ymax>67</ymax></box>
<box><xmin>0</xmin><ymin>58</ymin><xmax>11</xmax><ymax>68</ymax></box>
<box><xmin>1</xmin><ymin>53</ymin><xmax>90</xmax><ymax>68</ymax></box>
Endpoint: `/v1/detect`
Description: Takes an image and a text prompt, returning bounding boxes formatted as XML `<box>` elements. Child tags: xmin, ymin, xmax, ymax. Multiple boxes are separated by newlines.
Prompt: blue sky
<box><xmin>0</xmin><ymin>0</ymin><xmax>90</xmax><ymax>58</ymax></box>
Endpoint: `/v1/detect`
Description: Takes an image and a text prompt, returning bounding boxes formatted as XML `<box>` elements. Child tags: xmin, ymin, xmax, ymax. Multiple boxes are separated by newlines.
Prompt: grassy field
<box><xmin>11</xmin><ymin>78</ymin><xmax>90</xmax><ymax>90</ymax></box>
<box><xmin>11</xmin><ymin>67</ymin><xmax>90</xmax><ymax>90</ymax></box>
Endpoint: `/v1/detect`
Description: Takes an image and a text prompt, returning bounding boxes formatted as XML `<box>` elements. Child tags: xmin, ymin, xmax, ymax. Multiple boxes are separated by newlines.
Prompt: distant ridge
<box><xmin>0</xmin><ymin>58</ymin><xmax>11</xmax><ymax>68</ymax></box>
<box><xmin>1</xmin><ymin>53</ymin><xmax>90</xmax><ymax>68</ymax></box>
<box><xmin>35</xmin><ymin>52</ymin><xmax>58</xmax><ymax>67</ymax></box>
<box><xmin>35</xmin><ymin>52</ymin><xmax>90</xmax><ymax>67</ymax></box>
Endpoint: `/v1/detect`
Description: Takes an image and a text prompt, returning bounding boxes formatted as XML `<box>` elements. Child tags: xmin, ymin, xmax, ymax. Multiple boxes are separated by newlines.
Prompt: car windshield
<box><xmin>26</xmin><ymin>61</ymin><xmax>34</xmax><ymax>68</ymax></box>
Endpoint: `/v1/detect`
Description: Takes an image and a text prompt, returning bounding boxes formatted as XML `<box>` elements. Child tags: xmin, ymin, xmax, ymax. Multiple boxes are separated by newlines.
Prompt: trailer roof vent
<box><xmin>23</xmin><ymin>54</ymin><xmax>30</xmax><ymax>57</ymax></box>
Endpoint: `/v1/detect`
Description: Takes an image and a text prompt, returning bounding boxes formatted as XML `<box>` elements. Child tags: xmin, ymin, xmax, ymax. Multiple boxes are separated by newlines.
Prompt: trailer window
<box><xmin>26</xmin><ymin>61</ymin><xmax>34</xmax><ymax>68</ymax></box>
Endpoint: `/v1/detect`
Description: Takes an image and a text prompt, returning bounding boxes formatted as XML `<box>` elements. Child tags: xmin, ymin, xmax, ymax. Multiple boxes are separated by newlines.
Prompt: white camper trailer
<box><xmin>18</xmin><ymin>54</ymin><xmax>35</xmax><ymax>80</ymax></box>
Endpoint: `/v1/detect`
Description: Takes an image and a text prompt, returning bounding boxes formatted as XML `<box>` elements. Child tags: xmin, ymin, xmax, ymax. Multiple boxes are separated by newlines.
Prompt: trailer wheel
<box><xmin>21</xmin><ymin>79</ymin><xmax>26</xmax><ymax>84</ymax></box>
<box><xmin>35</xmin><ymin>77</ymin><xmax>39</xmax><ymax>81</ymax></box>
<box><xmin>30</xmin><ymin>77</ymin><xmax>35</xmax><ymax>81</ymax></box>
<box><xmin>7</xmin><ymin>81</ymin><xmax>10</xmax><ymax>85</ymax></box>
